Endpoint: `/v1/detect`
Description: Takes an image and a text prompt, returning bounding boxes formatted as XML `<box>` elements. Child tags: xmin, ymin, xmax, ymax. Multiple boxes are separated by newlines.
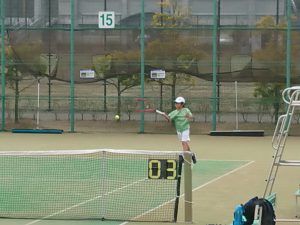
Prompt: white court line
<box><xmin>192</xmin><ymin>160</ymin><xmax>255</xmax><ymax>192</ymax></box>
<box><xmin>119</xmin><ymin>160</ymin><xmax>255</xmax><ymax>225</ymax></box>
<box><xmin>23</xmin><ymin>160</ymin><xmax>255</xmax><ymax>225</ymax></box>
<box><xmin>199</xmin><ymin>159</ymin><xmax>251</xmax><ymax>162</ymax></box>
<box><xmin>23</xmin><ymin>178</ymin><xmax>147</xmax><ymax>225</ymax></box>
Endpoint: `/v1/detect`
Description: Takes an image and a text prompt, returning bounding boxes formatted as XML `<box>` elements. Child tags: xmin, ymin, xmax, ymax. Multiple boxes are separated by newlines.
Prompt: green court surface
<box><xmin>6</xmin><ymin>133</ymin><xmax>296</xmax><ymax>224</ymax></box>
<box><xmin>0</xmin><ymin>219</ymin><xmax>119</xmax><ymax>225</ymax></box>
<box><xmin>0</xmin><ymin>159</ymin><xmax>249</xmax><ymax>225</ymax></box>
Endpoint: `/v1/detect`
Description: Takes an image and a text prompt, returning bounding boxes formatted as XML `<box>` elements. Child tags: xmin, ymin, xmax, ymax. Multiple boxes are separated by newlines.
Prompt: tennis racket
<box><xmin>135</xmin><ymin>108</ymin><xmax>166</xmax><ymax>115</ymax></box>
<box><xmin>155</xmin><ymin>109</ymin><xmax>165</xmax><ymax>115</ymax></box>
<box><xmin>135</xmin><ymin>98</ymin><xmax>166</xmax><ymax>116</ymax></box>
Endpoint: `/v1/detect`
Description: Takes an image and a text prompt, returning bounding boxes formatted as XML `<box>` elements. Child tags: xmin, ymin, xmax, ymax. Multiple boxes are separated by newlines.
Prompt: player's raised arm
<box><xmin>156</xmin><ymin>110</ymin><xmax>170</xmax><ymax>122</ymax></box>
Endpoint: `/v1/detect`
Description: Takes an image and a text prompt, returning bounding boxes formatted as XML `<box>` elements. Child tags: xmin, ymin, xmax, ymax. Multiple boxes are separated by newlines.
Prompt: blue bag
<box><xmin>233</xmin><ymin>204</ymin><xmax>245</xmax><ymax>225</ymax></box>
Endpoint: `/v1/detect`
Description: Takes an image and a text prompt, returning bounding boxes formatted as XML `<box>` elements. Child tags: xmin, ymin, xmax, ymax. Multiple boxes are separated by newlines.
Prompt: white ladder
<box><xmin>264</xmin><ymin>86</ymin><xmax>300</xmax><ymax>198</ymax></box>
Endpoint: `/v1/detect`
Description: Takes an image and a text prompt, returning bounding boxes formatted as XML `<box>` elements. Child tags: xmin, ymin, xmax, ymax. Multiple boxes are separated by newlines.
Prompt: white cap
<box><xmin>174</xmin><ymin>96</ymin><xmax>185</xmax><ymax>103</ymax></box>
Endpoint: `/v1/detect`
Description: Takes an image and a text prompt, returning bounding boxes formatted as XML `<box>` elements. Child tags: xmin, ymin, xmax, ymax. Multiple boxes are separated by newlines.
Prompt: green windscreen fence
<box><xmin>2</xmin><ymin>0</ymin><xmax>300</xmax><ymax>132</ymax></box>
<box><xmin>0</xmin><ymin>149</ymin><xmax>183</xmax><ymax>222</ymax></box>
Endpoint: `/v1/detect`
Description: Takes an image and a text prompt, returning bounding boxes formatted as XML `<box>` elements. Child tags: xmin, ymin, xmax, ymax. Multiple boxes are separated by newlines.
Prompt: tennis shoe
<box><xmin>192</xmin><ymin>153</ymin><xmax>197</xmax><ymax>164</ymax></box>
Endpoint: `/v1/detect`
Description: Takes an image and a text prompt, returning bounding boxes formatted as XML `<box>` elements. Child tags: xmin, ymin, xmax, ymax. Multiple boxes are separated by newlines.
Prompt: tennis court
<box><xmin>0</xmin><ymin>132</ymin><xmax>299</xmax><ymax>225</ymax></box>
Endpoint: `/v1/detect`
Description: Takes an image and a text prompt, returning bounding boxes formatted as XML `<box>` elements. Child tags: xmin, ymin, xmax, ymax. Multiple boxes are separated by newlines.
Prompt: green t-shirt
<box><xmin>168</xmin><ymin>108</ymin><xmax>192</xmax><ymax>132</ymax></box>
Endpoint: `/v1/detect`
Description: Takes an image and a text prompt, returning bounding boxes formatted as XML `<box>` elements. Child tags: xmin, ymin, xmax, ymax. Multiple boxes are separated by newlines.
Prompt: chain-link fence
<box><xmin>1</xmin><ymin>0</ymin><xmax>300</xmax><ymax>133</ymax></box>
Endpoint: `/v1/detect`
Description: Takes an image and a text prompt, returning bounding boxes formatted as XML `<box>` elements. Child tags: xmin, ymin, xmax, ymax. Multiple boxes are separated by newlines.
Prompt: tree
<box><xmin>254</xmin><ymin>83</ymin><xmax>284</xmax><ymax>123</ymax></box>
<box><xmin>11</xmin><ymin>40</ymin><xmax>47</xmax><ymax>76</ymax></box>
<box><xmin>148</xmin><ymin>0</ymin><xmax>207</xmax><ymax>109</ymax></box>
<box><xmin>92</xmin><ymin>0</ymin><xmax>208</xmax><ymax>114</ymax></box>
<box><xmin>93</xmin><ymin>54</ymin><xmax>112</xmax><ymax>115</ymax></box>
<box><xmin>252</xmin><ymin>16</ymin><xmax>300</xmax><ymax>123</ymax></box>
<box><xmin>6</xmin><ymin>46</ymin><xmax>32</xmax><ymax>122</ymax></box>
<box><xmin>152</xmin><ymin>0</ymin><xmax>190</xmax><ymax>28</ymax></box>
<box><xmin>93</xmin><ymin>50</ymin><xmax>141</xmax><ymax>118</ymax></box>
<box><xmin>6</xmin><ymin>42</ymin><xmax>47</xmax><ymax>123</ymax></box>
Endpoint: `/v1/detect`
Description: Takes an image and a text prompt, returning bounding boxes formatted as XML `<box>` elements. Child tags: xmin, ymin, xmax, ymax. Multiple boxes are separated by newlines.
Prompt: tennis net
<box><xmin>0</xmin><ymin>149</ymin><xmax>183</xmax><ymax>222</ymax></box>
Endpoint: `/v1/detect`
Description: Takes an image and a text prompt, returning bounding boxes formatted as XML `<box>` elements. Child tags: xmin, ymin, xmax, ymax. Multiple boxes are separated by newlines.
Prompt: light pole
<box><xmin>217</xmin><ymin>0</ymin><xmax>221</xmax><ymax>113</ymax></box>
<box><xmin>139</xmin><ymin>0</ymin><xmax>145</xmax><ymax>133</ymax></box>
<box><xmin>160</xmin><ymin>0</ymin><xmax>163</xmax><ymax>110</ymax></box>
<box><xmin>48</xmin><ymin>0</ymin><xmax>52</xmax><ymax>111</ymax></box>
<box><xmin>276</xmin><ymin>0</ymin><xmax>279</xmax><ymax>24</ymax></box>
<box><xmin>103</xmin><ymin>0</ymin><xmax>107</xmax><ymax>115</ymax></box>
<box><xmin>1</xmin><ymin>0</ymin><xmax>6</xmax><ymax>130</ymax></box>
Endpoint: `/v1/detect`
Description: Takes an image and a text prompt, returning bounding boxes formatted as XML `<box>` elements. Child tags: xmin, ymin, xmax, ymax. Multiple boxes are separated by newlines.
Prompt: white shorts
<box><xmin>177</xmin><ymin>129</ymin><xmax>190</xmax><ymax>142</ymax></box>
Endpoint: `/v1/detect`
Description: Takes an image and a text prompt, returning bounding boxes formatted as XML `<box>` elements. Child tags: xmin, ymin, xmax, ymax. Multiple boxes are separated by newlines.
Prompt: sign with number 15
<box><xmin>98</xmin><ymin>11</ymin><xmax>115</xmax><ymax>29</ymax></box>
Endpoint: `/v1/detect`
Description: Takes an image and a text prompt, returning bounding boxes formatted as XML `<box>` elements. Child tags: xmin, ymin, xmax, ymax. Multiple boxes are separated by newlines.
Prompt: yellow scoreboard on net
<box><xmin>148</xmin><ymin>159</ymin><xmax>178</xmax><ymax>180</ymax></box>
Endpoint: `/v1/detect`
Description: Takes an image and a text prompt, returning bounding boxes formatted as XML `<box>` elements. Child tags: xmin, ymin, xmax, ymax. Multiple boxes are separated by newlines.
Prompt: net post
<box><xmin>173</xmin><ymin>154</ymin><xmax>184</xmax><ymax>222</ymax></box>
<box><xmin>184</xmin><ymin>151</ymin><xmax>193</xmax><ymax>223</ymax></box>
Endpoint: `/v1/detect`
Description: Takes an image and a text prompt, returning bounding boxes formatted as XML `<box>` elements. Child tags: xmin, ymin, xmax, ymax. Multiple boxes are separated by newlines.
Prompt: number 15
<box><xmin>98</xmin><ymin>11</ymin><xmax>115</xmax><ymax>29</ymax></box>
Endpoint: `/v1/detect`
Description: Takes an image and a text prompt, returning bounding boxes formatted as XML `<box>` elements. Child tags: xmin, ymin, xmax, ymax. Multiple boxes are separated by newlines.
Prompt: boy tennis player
<box><xmin>160</xmin><ymin>96</ymin><xmax>196</xmax><ymax>163</ymax></box>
